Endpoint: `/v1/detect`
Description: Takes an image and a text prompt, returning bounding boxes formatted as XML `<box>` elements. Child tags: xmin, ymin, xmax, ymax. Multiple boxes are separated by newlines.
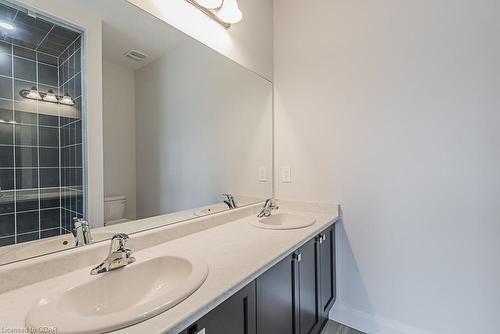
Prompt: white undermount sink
<box><xmin>250</xmin><ymin>212</ymin><xmax>316</xmax><ymax>230</ymax></box>
<box><xmin>26</xmin><ymin>255</ymin><xmax>209</xmax><ymax>334</ymax></box>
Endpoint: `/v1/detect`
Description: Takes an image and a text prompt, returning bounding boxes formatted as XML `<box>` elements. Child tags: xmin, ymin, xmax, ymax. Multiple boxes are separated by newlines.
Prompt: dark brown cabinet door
<box><xmin>256</xmin><ymin>253</ymin><xmax>297</xmax><ymax>334</ymax></box>
<box><xmin>319</xmin><ymin>224</ymin><xmax>336</xmax><ymax>320</ymax></box>
<box><xmin>180</xmin><ymin>223</ymin><xmax>337</xmax><ymax>334</ymax></box>
<box><xmin>185</xmin><ymin>281</ymin><xmax>256</xmax><ymax>334</ymax></box>
<box><xmin>297</xmin><ymin>237</ymin><xmax>321</xmax><ymax>334</ymax></box>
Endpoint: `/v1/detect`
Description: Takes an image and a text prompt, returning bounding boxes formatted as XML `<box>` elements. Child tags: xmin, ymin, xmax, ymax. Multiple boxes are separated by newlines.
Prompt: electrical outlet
<box><xmin>282</xmin><ymin>166</ymin><xmax>292</xmax><ymax>183</ymax></box>
<box><xmin>258</xmin><ymin>166</ymin><xmax>268</xmax><ymax>182</ymax></box>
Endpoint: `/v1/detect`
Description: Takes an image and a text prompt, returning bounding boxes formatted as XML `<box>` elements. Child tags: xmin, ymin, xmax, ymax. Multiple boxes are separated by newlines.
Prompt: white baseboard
<box><xmin>329</xmin><ymin>303</ymin><xmax>433</xmax><ymax>334</ymax></box>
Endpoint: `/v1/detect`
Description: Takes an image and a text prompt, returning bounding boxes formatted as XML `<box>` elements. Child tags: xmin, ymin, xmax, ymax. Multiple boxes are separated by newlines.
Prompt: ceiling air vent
<box><xmin>124</xmin><ymin>50</ymin><xmax>148</xmax><ymax>62</ymax></box>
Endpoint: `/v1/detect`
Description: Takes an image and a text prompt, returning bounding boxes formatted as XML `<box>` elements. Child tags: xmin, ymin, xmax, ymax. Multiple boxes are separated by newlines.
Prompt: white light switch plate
<box><xmin>259</xmin><ymin>166</ymin><xmax>267</xmax><ymax>182</ymax></box>
<box><xmin>282</xmin><ymin>166</ymin><xmax>292</xmax><ymax>183</ymax></box>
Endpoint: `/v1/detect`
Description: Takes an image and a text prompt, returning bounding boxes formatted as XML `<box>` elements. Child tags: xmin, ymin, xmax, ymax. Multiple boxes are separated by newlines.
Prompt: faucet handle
<box><xmin>72</xmin><ymin>217</ymin><xmax>92</xmax><ymax>246</ymax></box>
<box><xmin>73</xmin><ymin>217</ymin><xmax>89</xmax><ymax>228</ymax></box>
<box><xmin>110</xmin><ymin>233</ymin><xmax>130</xmax><ymax>252</ymax></box>
<box><xmin>264</xmin><ymin>198</ymin><xmax>278</xmax><ymax>209</ymax></box>
<box><xmin>257</xmin><ymin>199</ymin><xmax>279</xmax><ymax>218</ymax></box>
<box><xmin>222</xmin><ymin>193</ymin><xmax>237</xmax><ymax>209</ymax></box>
<box><xmin>91</xmin><ymin>233</ymin><xmax>134</xmax><ymax>275</ymax></box>
<box><xmin>222</xmin><ymin>193</ymin><xmax>233</xmax><ymax>200</ymax></box>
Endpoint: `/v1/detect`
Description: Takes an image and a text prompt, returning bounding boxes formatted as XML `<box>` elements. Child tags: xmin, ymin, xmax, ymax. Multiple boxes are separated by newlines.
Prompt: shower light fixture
<box><xmin>185</xmin><ymin>0</ymin><xmax>243</xmax><ymax>28</ymax></box>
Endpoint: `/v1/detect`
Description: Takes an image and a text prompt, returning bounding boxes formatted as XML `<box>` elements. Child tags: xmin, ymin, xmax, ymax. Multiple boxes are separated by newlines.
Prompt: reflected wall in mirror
<box><xmin>101</xmin><ymin>0</ymin><xmax>272</xmax><ymax>226</ymax></box>
<box><xmin>0</xmin><ymin>0</ymin><xmax>273</xmax><ymax>265</ymax></box>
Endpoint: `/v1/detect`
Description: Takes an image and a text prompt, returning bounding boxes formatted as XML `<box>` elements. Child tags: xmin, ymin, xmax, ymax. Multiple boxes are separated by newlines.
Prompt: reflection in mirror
<box><xmin>102</xmin><ymin>0</ymin><xmax>272</xmax><ymax>227</ymax></box>
<box><xmin>0</xmin><ymin>0</ymin><xmax>272</xmax><ymax>265</ymax></box>
<box><xmin>0</xmin><ymin>0</ymin><xmax>85</xmax><ymax>265</ymax></box>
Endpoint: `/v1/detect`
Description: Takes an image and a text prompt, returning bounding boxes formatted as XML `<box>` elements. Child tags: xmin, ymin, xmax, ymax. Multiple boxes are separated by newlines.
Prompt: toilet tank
<box><xmin>104</xmin><ymin>195</ymin><xmax>126</xmax><ymax>223</ymax></box>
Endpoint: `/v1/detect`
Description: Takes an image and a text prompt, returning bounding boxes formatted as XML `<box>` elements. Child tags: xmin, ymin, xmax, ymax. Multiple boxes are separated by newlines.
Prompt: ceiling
<box><xmin>0</xmin><ymin>1</ymin><xmax>80</xmax><ymax>57</ymax></box>
<box><xmin>70</xmin><ymin>0</ymin><xmax>189</xmax><ymax>71</ymax></box>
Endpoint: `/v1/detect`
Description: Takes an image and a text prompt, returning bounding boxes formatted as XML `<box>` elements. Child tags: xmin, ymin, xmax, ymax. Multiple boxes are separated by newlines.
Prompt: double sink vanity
<box><xmin>0</xmin><ymin>2</ymin><xmax>337</xmax><ymax>333</ymax></box>
<box><xmin>0</xmin><ymin>200</ymin><xmax>339</xmax><ymax>334</ymax></box>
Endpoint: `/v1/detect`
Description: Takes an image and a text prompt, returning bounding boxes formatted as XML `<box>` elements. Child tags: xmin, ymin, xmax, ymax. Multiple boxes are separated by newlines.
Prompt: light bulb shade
<box><xmin>43</xmin><ymin>89</ymin><xmax>58</xmax><ymax>103</ymax></box>
<box><xmin>26</xmin><ymin>87</ymin><xmax>41</xmax><ymax>100</ymax></box>
<box><xmin>0</xmin><ymin>21</ymin><xmax>15</xmax><ymax>30</ymax></box>
<box><xmin>216</xmin><ymin>0</ymin><xmax>242</xmax><ymax>24</ymax></box>
<box><xmin>195</xmin><ymin>0</ymin><xmax>223</xmax><ymax>9</ymax></box>
<box><xmin>60</xmin><ymin>93</ymin><xmax>75</xmax><ymax>106</ymax></box>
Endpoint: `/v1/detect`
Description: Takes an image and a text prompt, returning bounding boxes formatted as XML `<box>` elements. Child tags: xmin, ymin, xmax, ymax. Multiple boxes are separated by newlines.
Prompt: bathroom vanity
<box><xmin>0</xmin><ymin>1</ymin><xmax>338</xmax><ymax>334</ymax></box>
<box><xmin>0</xmin><ymin>201</ymin><xmax>339</xmax><ymax>334</ymax></box>
<box><xmin>181</xmin><ymin>222</ymin><xmax>336</xmax><ymax>334</ymax></box>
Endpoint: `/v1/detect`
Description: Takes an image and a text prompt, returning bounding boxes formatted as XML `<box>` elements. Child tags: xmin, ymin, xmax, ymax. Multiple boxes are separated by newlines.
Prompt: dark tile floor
<box><xmin>321</xmin><ymin>320</ymin><xmax>365</xmax><ymax>334</ymax></box>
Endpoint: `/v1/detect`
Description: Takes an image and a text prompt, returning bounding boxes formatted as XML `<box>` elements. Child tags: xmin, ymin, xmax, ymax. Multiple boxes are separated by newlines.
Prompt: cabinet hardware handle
<box><xmin>294</xmin><ymin>253</ymin><xmax>302</xmax><ymax>262</ymax></box>
<box><xmin>197</xmin><ymin>329</ymin><xmax>206</xmax><ymax>334</ymax></box>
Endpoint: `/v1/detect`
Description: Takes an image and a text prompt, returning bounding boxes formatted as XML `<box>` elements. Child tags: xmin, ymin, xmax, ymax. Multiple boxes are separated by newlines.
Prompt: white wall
<box><xmin>126</xmin><ymin>0</ymin><xmax>273</xmax><ymax>81</ymax></box>
<box><xmin>102</xmin><ymin>60</ymin><xmax>136</xmax><ymax>220</ymax></box>
<box><xmin>274</xmin><ymin>1</ymin><xmax>500</xmax><ymax>334</ymax></box>
<box><xmin>16</xmin><ymin>0</ymin><xmax>104</xmax><ymax>228</ymax></box>
<box><xmin>135</xmin><ymin>42</ymin><xmax>272</xmax><ymax>219</ymax></box>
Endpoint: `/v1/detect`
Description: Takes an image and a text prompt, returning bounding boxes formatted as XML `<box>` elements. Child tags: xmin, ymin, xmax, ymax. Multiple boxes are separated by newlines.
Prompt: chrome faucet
<box><xmin>222</xmin><ymin>193</ymin><xmax>237</xmax><ymax>209</ymax></box>
<box><xmin>73</xmin><ymin>218</ymin><xmax>92</xmax><ymax>247</ymax></box>
<box><xmin>257</xmin><ymin>199</ymin><xmax>279</xmax><ymax>218</ymax></box>
<box><xmin>90</xmin><ymin>233</ymin><xmax>135</xmax><ymax>275</ymax></box>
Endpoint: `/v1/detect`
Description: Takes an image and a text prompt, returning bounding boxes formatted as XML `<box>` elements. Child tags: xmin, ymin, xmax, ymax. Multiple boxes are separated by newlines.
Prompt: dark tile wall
<box><xmin>0</xmin><ymin>33</ymin><xmax>83</xmax><ymax>247</ymax></box>
<box><xmin>59</xmin><ymin>36</ymin><xmax>84</xmax><ymax>233</ymax></box>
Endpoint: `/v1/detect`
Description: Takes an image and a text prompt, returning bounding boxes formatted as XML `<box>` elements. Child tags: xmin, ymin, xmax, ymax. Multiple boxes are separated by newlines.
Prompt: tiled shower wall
<box><xmin>59</xmin><ymin>38</ymin><xmax>84</xmax><ymax>234</ymax></box>
<box><xmin>0</xmin><ymin>37</ymin><xmax>82</xmax><ymax>247</ymax></box>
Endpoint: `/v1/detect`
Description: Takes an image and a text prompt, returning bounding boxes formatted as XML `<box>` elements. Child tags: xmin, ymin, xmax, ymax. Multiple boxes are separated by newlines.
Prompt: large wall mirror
<box><xmin>0</xmin><ymin>0</ymin><xmax>272</xmax><ymax>265</ymax></box>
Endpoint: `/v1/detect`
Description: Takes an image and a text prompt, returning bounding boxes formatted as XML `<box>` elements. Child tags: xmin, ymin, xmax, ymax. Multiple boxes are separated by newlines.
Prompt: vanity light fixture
<box><xmin>20</xmin><ymin>88</ymin><xmax>75</xmax><ymax>106</ymax></box>
<box><xmin>42</xmin><ymin>89</ymin><xmax>58</xmax><ymax>103</ymax></box>
<box><xmin>215</xmin><ymin>0</ymin><xmax>242</xmax><ymax>24</ymax></box>
<box><xmin>26</xmin><ymin>87</ymin><xmax>41</xmax><ymax>100</ymax></box>
<box><xmin>60</xmin><ymin>93</ymin><xmax>75</xmax><ymax>106</ymax></box>
<box><xmin>0</xmin><ymin>119</ymin><xmax>17</xmax><ymax>124</ymax></box>
<box><xmin>185</xmin><ymin>0</ymin><xmax>243</xmax><ymax>29</ymax></box>
<box><xmin>195</xmin><ymin>0</ymin><xmax>223</xmax><ymax>9</ymax></box>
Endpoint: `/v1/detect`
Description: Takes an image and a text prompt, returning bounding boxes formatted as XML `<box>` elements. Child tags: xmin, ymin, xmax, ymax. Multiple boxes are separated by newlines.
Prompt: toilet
<box><xmin>104</xmin><ymin>195</ymin><xmax>130</xmax><ymax>226</ymax></box>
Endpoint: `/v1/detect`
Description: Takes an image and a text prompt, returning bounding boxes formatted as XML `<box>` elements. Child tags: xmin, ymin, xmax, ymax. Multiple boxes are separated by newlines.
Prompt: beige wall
<box><xmin>102</xmin><ymin>60</ymin><xmax>137</xmax><ymax>220</ymax></box>
<box><xmin>126</xmin><ymin>0</ymin><xmax>273</xmax><ymax>81</ymax></box>
<box><xmin>274</xmin><ymin>0</ymin><xmax>500</xmax><ymax>333</ymax></box>
<box><xmin>135</xmin><ymin>42</ymin><xmax>272</xmax><ymax>218</ymax></box>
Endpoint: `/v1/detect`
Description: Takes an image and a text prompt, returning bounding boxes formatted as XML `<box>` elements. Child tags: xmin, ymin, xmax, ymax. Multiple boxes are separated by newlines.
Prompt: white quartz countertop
<box><xmin>0</xmin><ymin>202</ymin><xmax>339</xmax><ymax>334</ymax></box>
